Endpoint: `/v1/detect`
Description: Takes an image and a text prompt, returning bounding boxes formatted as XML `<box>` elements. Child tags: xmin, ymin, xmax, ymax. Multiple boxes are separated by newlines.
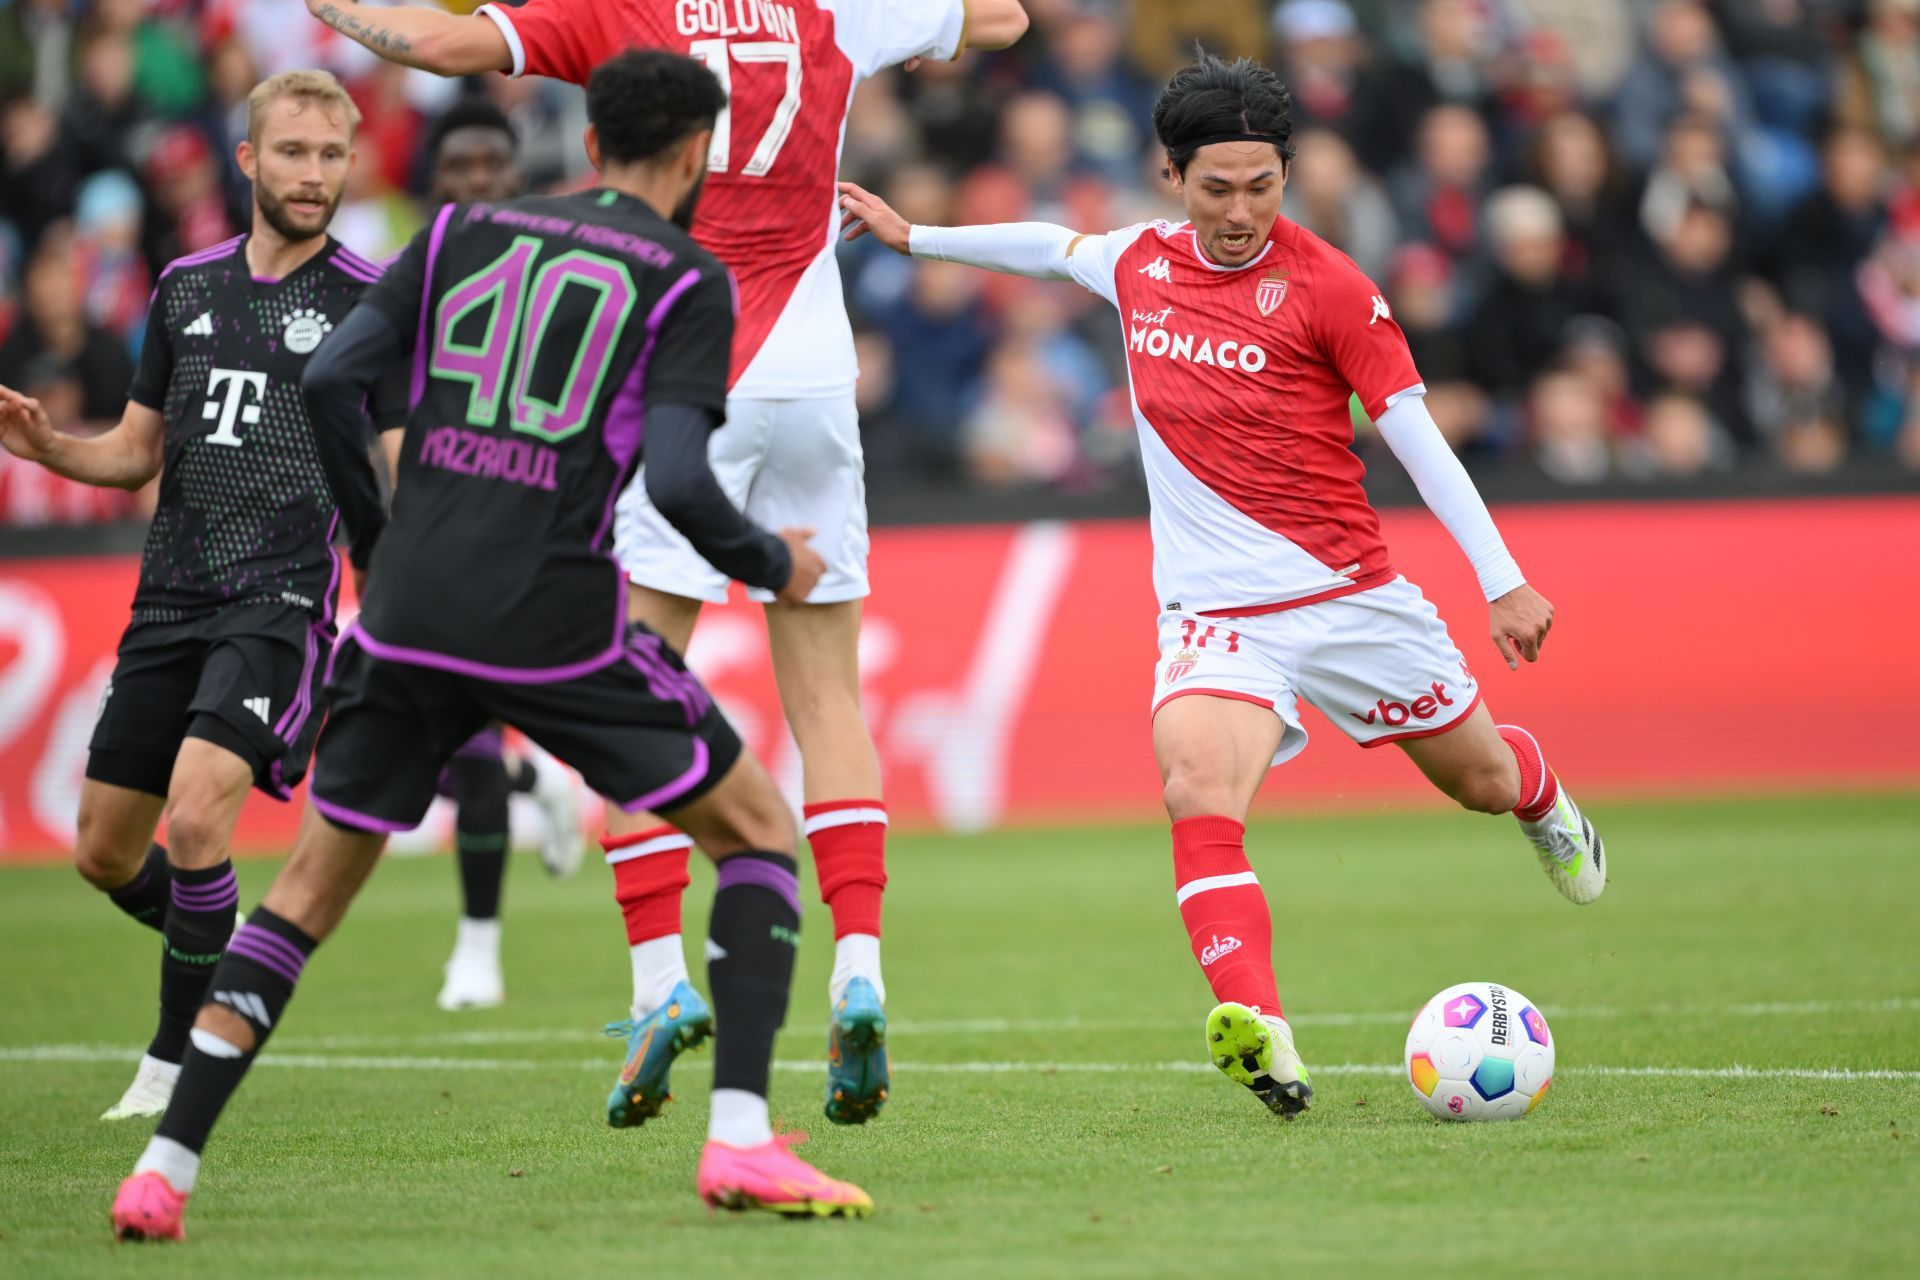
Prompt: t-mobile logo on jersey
<box><xmin>201</xmin><ymin>368</ymin><xmax>268</xmax><ymax>448</ymax></box>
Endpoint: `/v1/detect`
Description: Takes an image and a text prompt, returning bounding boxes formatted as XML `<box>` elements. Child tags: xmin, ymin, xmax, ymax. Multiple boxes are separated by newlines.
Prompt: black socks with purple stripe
<box><xmin>107</xmin><ymin>842</ymin><xmax>172</xmax><ymax>932</ymax></box>
<box><xmin>448</xmin><ymin>754</ymin><xmax>510</xmax><ymax>920</ymax></box>
<box><xmin>154</xmin><ymin>906</ymin><xmax>316</xmax><ymax>1156</ymax></box>
<box><xmin>707</xmin><ymin>852</ymin><xmax>802</xmax><ymax>1098</ymax></box>
<box><xmin>149</xmin><ymin>860</ymin><xmax>239</xmax><ymax>1064</ymax></box>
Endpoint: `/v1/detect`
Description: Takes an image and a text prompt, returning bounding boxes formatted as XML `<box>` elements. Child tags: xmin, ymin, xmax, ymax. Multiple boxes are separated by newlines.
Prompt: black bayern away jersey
<box><xmin>354</xmin><ymin>190</ymin><xmax>734</xmax><ymax>674</ymax></box>
<box><xmin>128</xmin><ymin>234</ymin><xmax>396</xmax><ymax>622</ymax></box>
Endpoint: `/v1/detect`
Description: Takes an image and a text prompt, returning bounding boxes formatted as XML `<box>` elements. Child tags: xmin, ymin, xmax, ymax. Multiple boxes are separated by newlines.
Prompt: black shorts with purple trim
<box><xmin>309</xmin><ymin>622</ymin><xmax>740</xmax><ymax>834</ymax></box>
<box><xmin>87</xmin><ymin>604</ymin><xmax>334</xmax><ymax>799</ymax></box>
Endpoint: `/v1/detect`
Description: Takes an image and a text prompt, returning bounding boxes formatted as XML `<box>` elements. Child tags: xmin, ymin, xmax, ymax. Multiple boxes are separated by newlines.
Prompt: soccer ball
<box><xmin>1403</xmin><ymin>981</ymin><xmax>1554</xmax><ymax>1121</ymax></box>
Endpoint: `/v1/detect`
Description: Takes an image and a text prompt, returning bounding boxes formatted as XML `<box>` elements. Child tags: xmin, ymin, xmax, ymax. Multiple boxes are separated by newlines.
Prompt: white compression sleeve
<box><xmin>908</xmin><ymin>222</ymin><xmax>1080</xmax><ymax>279</ymax></box>
<box><xmin>1373</xmin><ymin>393</ymin><xmax>1526</xmax><ymax>602</ymax></box>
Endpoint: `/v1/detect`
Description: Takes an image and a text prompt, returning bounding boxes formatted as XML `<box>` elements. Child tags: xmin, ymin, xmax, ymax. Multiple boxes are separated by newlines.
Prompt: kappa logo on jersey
<box><xmin>243</xmin><ymin>696</ymin><xmax>272</xmax><ymax>724</ymax></box>
<box><xmin>183</xmin><ymin>312</ymin><xmax>214</xmax><ymax>337</ymax></box>
<box><xmin>201</xmin><ymin>368</ymin><xmax>267</xmax><ymax>448</ymax></box>
<box><xmin>1129</xmin><ymin>320</ymin><xmax>1269</xmax><ymax>374</ymax></box>
<box><xmin>1139</xmin><ymin>256</ymin><xmax>1172</xmax><ymax>282</ymax></box>
<box><xmin>1369</xmin><ymin>294</ymin><xmax>1392</xmax><ymax>326</ymax></box>
<box><xmin>281</xmin><ymin>307</ymin><xmax>333</xmax><ymax>355</ymax></box>
<box><xmin>1255</xmin><ymin>272</ymin><xmax>1288</xmax><ymax>317</ymax></box>
<box><xmin>1350</xmin><ymin>681</ymin><xmax>1456</xmax><ymax>728</ymax></box>
<box><xmin>1200</xmin><ymin>934</ymin><xmax>1243</xmax><ymax>966</ymax></box>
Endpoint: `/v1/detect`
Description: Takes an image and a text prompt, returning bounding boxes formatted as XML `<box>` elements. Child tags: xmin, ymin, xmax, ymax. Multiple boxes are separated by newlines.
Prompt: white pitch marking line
<box><xmin>2</xmin><ymin>1044</ymin><xmax>1916</xmax><ymax>1082</ymax></box>
<box><xmin>236</xmin><ymin>996</ymin><xmax>1920</xmax><ymax>1050</ymax></box>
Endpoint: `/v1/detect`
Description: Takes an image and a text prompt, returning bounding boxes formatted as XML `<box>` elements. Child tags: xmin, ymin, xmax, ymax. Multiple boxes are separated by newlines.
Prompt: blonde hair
<box><xmin>246</xmin><ymin>70</ymin><xmax>362</xmax><ymax>143</ymax></box>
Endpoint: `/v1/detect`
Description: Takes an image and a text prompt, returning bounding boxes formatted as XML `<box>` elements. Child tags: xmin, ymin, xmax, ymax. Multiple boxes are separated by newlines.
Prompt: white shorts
<box><xmin>613</xmin><ymin>395</ymin><xmax>870</xmax><ymax>605</ymax></box>
<box><xmin>1150</xmin><ymin>576</ymin><xmax>1482</xmax><ymax>767</ymax></box>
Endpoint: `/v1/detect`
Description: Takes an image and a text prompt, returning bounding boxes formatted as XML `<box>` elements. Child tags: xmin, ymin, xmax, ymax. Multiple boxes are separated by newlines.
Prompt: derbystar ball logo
<box><xmin>1522</xmin><ymin>1006</ymin><xmax>1550</xmax><ymax>1047</ymax></box>
<box><xmin>1199</xmin><ymin>934</ymin><xmax>1242</xmax><ymax>966</ymax></box>
<box><xmin>1350</xmin><ymin>681</ymin><xmax>1454</xmax><ymax>728</ymax></box>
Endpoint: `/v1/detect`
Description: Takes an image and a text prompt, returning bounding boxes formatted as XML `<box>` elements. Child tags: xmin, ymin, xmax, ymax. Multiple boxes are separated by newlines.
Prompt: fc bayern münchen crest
<box><xmin>282</xmin><ymin>308</ymin><xmax>333</xmax><ymax>355</ymax></box>
<box><xmin>1255</xmin><ymin>272</ymin><xmax>1288</xmax><ymax>316</ymax></box>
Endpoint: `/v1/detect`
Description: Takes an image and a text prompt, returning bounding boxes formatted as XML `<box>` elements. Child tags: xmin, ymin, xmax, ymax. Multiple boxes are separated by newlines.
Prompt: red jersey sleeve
<box><xmin>1309</xmin><ymin>253</ymin><xmax>1424</xmax><ymax>421</ymax></box>
<box><xmin>479</xmin><ymin>0</ymin><xmax>623</xmax><ymax>83</ymax></box>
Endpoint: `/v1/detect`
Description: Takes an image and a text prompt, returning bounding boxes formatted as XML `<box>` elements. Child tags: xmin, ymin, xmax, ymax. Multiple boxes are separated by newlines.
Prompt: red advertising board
<box><xmin>2</xmin><ymin>496</ymin><xmax>1916</xmax><ymax>861</ymax></box>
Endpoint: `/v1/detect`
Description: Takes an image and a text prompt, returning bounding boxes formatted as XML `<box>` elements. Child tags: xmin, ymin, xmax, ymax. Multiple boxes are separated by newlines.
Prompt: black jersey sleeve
<box><xmin>643</xmin><ymin>269</ymin><xmax>734</xmax><ymax>414</ymax></box>
<box><xmin>360</xmin><ymin>221</ymin><xmax>433</xmax><ymax>338</ymax></box>
<box><xmin>126</xmin><ymin>286</ymin><xmax>174</xmax><ymax>410</ymax></box>
<box><xmin>302</xmin><ymin>303</ymin><xmax>410</xmax><ymax>568</ymax></box>
<box><xmin>642</xmin><ymin>402</ymin><xmax>793</xmax><ymax>593</ymax></box>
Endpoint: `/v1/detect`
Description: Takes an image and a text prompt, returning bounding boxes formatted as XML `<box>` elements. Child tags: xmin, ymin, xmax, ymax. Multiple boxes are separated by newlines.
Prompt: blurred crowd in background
<box><xmin>5</xmin><ymin>0</ymin><xmax>1920</xmax><ymax>526</ymax></box>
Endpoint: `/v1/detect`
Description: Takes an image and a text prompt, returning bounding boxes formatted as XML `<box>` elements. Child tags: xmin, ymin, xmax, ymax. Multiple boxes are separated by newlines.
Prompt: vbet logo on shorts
<box><xmin>1350</xmin><ymin>681</ymin><xmax>1457</xmax><ymax>729</ymax></box>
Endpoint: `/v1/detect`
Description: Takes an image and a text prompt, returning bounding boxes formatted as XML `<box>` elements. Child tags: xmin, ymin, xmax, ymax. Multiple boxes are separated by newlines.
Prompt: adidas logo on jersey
<box><xmin>183</xmin><ymin>312</ymin><xmax>213</xmax><ymax>337</ymax></box>
<box><xmin>1139</xmin><ymin>256</ymin><xmax>1172</xmax><ymax>282</ymax></box>
<box><xmin>243</xmin><ymin>696</ymin><xmax>272</xmax><ymax>724</ymax></box>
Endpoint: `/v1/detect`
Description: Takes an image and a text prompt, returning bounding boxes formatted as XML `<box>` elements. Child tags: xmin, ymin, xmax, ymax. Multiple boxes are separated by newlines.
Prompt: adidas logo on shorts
<box><xmin>243</xmin><ymin>696</ymin><xmax>271</xmax><ymax>724</ymax></box>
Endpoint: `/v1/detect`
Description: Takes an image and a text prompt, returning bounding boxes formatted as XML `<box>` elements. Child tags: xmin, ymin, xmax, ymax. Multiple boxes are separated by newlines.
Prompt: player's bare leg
<box><xmin>114</xmin><ymin>808</ymin><xmax>388</xmax><ymax>1240</ymax></box>
<box><xmin>1153</xmin><ymin>695</ymin><xmax>1312</xmax><ymax>1117</ymax></box>
<box><xmin>657</xmin><ymin>752</ymin><xmax>871</xmax><ymax>1217</ymax></box>
<box><xmin>765</xmin><ymin>598</ymin><xmax>890</xmax><ymax>1124</ymax></box>
<box><xmin>1397</xmin><ymin>704</ymin><xmax>1606</xmax><ymax>903</ymax></box>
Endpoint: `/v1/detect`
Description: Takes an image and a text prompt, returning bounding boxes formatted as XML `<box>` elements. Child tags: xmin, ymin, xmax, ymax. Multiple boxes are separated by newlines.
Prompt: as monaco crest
<box><xmin>1164</xmin><ymin>649</ymin><xmax>1199</xmax><ymax>685</ymax></box>
<box><xmin>1255</xmin><ymin>272</ymin><xmax>1288</xmax><ymax>317</ymax></box>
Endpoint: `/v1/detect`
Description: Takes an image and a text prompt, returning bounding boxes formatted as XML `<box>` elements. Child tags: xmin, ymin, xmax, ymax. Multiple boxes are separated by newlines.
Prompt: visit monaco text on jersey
<box><xmin>1062</xmin><ymin>217</ymin><xmax>1426</xmax><ymax>617</ymax></box>
<box><xmin>477</xmin><ymin>0</ymin><xmax>968</xmax><ymax>398</ymax></box>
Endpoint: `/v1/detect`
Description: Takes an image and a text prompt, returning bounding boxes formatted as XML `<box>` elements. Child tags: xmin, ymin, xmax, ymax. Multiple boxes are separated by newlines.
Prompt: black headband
<box><xmin>1170</xmin><ymin>132</ymin><xmax>1295</xmax><ymax>160</ymax></box>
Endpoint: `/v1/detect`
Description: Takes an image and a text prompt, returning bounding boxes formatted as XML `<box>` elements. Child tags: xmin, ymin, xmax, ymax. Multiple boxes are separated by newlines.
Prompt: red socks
<box><xmin>604</xmin><ymin>825</ymin><xmax>692</xmax><ymax>945</ymax></box>
<box><xmin>802</xmin><ymin>799</ymin><xmax>888</xmax><ymax>940</ymax></box>
<box><xmin>1498</xmin><ymin>725</ymin><xmax>1561</xmax><ymax>822</ymax></box>
<box><xmin>1171</xmin><ymin>816</ymin><xmax>1281</xmax><ymax>1017</ymax></box>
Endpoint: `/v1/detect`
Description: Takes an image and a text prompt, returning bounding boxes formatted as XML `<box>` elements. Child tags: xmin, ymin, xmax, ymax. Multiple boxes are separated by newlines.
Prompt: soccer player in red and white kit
<box><xmin>839</xmin><ymin>53</ymin><xmax>1607</xmax><ymax>1118</ymax></box>
<box><xmin>305</xmin><ymin>0</ymin><xmax>1031</xmax><ymax>1126</ymax></box>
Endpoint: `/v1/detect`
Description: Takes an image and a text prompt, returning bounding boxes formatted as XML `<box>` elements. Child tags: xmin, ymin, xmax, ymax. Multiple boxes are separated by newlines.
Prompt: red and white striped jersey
<box><xmin>478</xmin><ymin>0</ymin><xmax>968</xmax><ymax>397</ymax></box>
<box><xmin>1062</xmin><ymin>216</ymin><xmax>1425</xmax><ymax>617</ymax></box>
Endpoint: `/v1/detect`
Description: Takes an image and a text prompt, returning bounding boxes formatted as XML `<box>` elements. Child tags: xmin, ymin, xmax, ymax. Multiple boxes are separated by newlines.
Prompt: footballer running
<box><xmin>307</xmin><ymin>0</ymin><xmax>1032</xmax><ymax>1130</ymax></box>
<box><xmin>839</xmin><ymin>53</ymin><xmax>1607</xmax><ymax>1119</ymax></box>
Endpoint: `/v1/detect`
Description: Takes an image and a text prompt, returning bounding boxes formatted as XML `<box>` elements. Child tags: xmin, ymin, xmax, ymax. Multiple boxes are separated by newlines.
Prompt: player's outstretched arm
<box><xmin>0</xmin><ymin>385</ymin><xmax>163</xmax><ymax>490</ymax></box>
<box><xmin>305</xmin><ymin>1</ymin><xmax>510</xmax><ymax>76</ymax></box>
<box><xmin>1373</xmin><ymin>393</ymin><xmax>1552</xmax><ymax>670</ymax></box>
<box><xmin>838</xmin><ymin>182</ymin><xmax>1083</xmax><ymax>280</ymax></box>
<box><xmin>966</xmin><ymin>0</ymin><xmax>1033</xmax><ymax>51</ymax></box>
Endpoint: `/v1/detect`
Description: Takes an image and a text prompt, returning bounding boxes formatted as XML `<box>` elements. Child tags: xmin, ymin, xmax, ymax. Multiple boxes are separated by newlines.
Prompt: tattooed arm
<box><xmin>304</xmin><ymin>1</ymin><xmax>511</xmax><ymax>76</ymax></box>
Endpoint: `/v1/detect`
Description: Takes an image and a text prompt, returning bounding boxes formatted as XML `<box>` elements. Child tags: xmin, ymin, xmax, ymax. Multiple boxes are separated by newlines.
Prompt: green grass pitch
<box><xmin>2</xmin><ymin>791</ymin><xmax>1916</xmax><ymax>1278</ymax></box>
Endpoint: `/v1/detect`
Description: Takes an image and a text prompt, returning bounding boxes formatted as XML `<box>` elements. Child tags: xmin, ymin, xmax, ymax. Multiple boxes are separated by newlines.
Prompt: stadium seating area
<box><xmin>4</xmin><ymin>0</ymin><xmax>1920</xmax><ymax>526</ymax></box>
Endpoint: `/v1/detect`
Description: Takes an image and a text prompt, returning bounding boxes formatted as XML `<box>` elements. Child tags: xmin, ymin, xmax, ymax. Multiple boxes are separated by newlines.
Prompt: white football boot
<box><xmin>526</xmin><ymin>748</ymin><xmax>584</xmax><ymax>879</ymax></box>
<box><xmin>1520</xmin><ymin>778</ymin><xmax>1607</xmax><ymax>904</ymax></box>
<box><xmin>436</xmin><ymin>918</ymin><xmax>505</xmax><ymax>1010</ymax></box>
<box><xmin>101</xmin><ymin>1053</ymin><xmax>181</xmax><ymax>1121</ymax></box>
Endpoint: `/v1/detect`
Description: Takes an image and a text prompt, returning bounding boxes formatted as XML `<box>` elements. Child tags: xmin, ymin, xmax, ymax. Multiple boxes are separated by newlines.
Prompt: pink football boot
<box><xmin>111</xmin><ymin>1171</ymin><xmax>188</xmax><ymax>1242</ymax></box>
<box><xmin>696</xmin><ymin>1133</ymin><xmax>873</xmax><ymax>1217</ymax></box>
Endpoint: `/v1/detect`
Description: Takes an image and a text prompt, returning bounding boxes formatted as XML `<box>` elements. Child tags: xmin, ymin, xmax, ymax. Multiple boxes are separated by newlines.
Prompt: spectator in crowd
<box><xmin>0</xmin><ymin>222</ymin><xmax>134</xmax><ymax>438</ymax></box>
<box><xmin>1391</xmin><ymin>102</ymin><xmax>1494</xmax><ymax>269</ymax></box>
<box><xmin>1528</xmin><ymin>109</ymin><xmax>1633</xmax><ymax>285</ymax></box>
<box><xmin>1747</xmin><ymin>311</ymin><xmax>1849</xmax><ymax>473</ymax></box>
<box><xmin>71</xmin><ymin>169</ymin><xmax>151</xmax><ymax>357</ymax></box>
<box><xmin>1613</xmin><ymin>0</ymin><xmax>1755</xmax><ymax>172</ymax></box>
<box><xmin>1629</xmin><ymin>389</ymin><xmax>1736</xmax><ymax>478</ymax></box>
<box><xmin>1840</xmin><ymin>0</ymin><xmax>1920</xmax><ymax>151</ymax></box>
<box><xmin>1386</xmin><ymin>242</ymin><xmax>1488</xmax><ymax>448</ymax></box>
<box><xmin>1470</xmin><ymin>186</ymin><xmax>1595</xmax><ymax>406</ymax></box>
<box><xmin>1619</xmin><ymin>199</ymin><xmax>1752</xmax><ymax>440</ymax></box>
<box><xmin>1529</xmin><ymin>365</ymin><xmax>1615</xmax><ymax>485</ymax></box>
<box><xmin>1285</xmin><ymin>127</ymin><xmax>1398</xmax><ymax>280</ymax></box>
<box><xmin>1270</xmin><ymin>1</ymin><xmax>1369</xmax><ymax>142</ymax></box>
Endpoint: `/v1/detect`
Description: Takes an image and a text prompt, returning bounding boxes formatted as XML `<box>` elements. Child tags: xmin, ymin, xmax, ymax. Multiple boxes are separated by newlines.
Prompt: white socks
<box><xmin>630</xmin><ymin>934</ymin><xmax>690</xmax><ymax>1019</ymax></box>
<box><xmin>134</xmin><ymin>1135</ymin><xmax>201</xmax><ymax>1194</ymax></box>
<box><xmin>829</xmin><ymin>933</ymin><xmax>885</xmax><ymax>1008</ymax></box>
<box><xmin>708</xmin><ymin>1087</ymin><xmax>774</xmax><ymax>1148</ymax></box>
<box><xmin>455</xmin><ymin>916</ymin><xmax>502</xmax><ymax>959</ymax></box>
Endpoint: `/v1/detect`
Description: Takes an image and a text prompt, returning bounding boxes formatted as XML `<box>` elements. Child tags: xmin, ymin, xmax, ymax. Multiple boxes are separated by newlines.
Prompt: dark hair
<box><xmin>586</xmin><ymin>49</ymin><xmax>727</xmax><ymax>166</ymax></box>
<box><xmin>425</xmin><ymin>95</ymin><xmax>516</xmax><ymax>163</ymax></box>
<box><xmin>1153</xmin><ymin>52</ymin><xmax>1295</xmax><ymax>177</ymax></box>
